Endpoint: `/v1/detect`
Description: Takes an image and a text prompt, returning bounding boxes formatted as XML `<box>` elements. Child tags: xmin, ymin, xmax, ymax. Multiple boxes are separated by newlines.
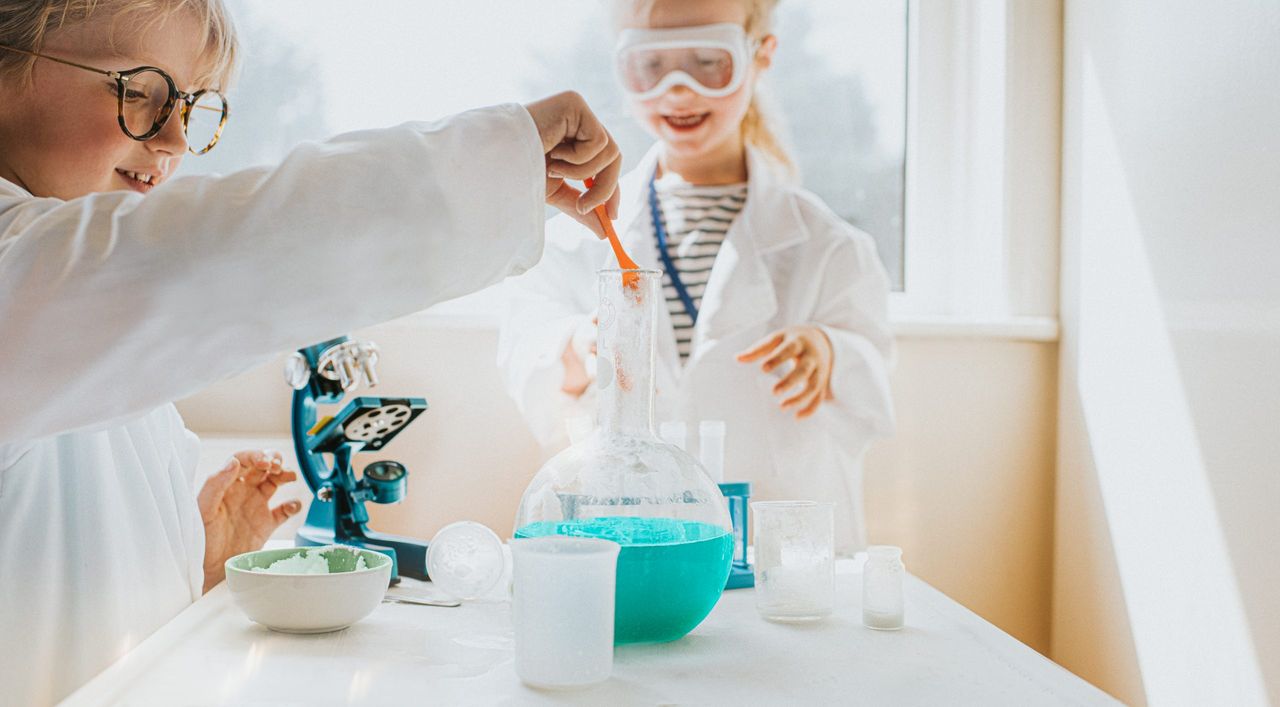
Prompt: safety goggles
<box><xmin>614</xmin><ymin>23</ymin><xmax>756</xmax><ymax>100</ymax></box>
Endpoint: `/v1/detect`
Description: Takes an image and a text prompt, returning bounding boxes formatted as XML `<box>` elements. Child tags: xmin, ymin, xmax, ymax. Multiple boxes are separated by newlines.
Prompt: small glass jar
<box><xmin>862</xmin><ymin>545</ymin><xmax>905</xmax><ymax>630</ymax></box>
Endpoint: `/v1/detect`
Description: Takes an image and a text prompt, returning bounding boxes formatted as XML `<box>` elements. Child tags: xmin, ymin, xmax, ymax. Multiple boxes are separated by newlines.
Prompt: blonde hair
<box><xmin>742</xmin><ymin>0</ymin><xmax>793</xmax><ymax>172</ymax></box>
<box><xmin>0</xmin><ymin>0</ymin><xmax>239</xmax><ymax>89</ymax></box>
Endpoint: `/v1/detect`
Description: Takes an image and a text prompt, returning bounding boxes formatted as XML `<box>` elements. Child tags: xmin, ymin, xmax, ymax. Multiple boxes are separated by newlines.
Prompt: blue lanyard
<box><xmin>648</xmin><ymin>172</ymin><xmax>700</xmax><ymax>325</ymax></box>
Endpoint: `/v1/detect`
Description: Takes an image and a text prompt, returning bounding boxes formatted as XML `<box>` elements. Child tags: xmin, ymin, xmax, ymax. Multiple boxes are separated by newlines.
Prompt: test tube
<box><xmin>511</xmin><ymin>536</ymin><xmax>620</xmax><ymax>688</ymax></box>
<box><xmin>699</xmin><ymin>420</ymin><xmax>726</xmax><ymax>483</ymax></box>
<box><xmin>659</xmin><ymin>420</ymin><xmax>688</xmax><ymax>451</ymax></box>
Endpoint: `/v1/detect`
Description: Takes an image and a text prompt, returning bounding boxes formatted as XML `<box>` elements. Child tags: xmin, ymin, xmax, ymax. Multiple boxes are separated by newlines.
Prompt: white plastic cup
<box><xmin>752</xmin><ymin>500</ymin><xmax>835</xmax><ymax>621</ymax></box>
<box><xmin>511</xmin><ymin>536</ymin><xmax>620</xmax><ymax>689</ymax></box>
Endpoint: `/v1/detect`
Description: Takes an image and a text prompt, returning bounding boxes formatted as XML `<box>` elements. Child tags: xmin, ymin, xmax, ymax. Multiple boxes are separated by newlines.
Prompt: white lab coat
<box><xmin>498</xmin><ymin>145</ymin><xmax>895</xmax><ymax>554</ymax></box>
<box><xmin>0</xmin><ymin>104</ymin><xmax>546</xmax><ymax>705</ymax></box>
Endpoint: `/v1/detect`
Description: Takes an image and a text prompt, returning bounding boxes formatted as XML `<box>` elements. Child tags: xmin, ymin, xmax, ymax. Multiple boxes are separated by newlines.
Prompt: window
<box><xmin>188</xmin><ymin>1</ymin><xmax>911</xmax><ymax>319</ymax></box>
<box><xmin>769</xmin><ymin>1</ymin><xmax>908</xmax><ymax>288</ymax></box>
<box><xmin>512</xmin><ymin>1</ymin><xmax>909</xmax><ymax>289</ymax></box>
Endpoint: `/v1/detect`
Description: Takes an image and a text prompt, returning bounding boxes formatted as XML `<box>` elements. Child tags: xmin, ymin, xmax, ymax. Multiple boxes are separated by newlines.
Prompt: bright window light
<box><xmin>190</xmin><ymin>1</ymin><xmax>909</xmax><ymax>299</ymax></box>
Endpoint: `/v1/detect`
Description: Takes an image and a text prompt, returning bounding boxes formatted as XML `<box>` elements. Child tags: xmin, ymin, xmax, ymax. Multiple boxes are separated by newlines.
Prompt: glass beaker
<box><xmin>514</xmin><ymin>269</ymin><xmax>734</xmax><ymax>644</ymax></box>
<box><xmin>752</xmin><ymin>500</ymin><xmax>835</xmax><ymax>621</ymax></box>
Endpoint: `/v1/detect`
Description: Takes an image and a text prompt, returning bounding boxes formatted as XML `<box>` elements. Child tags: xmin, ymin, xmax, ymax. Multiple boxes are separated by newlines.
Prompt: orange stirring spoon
<box><xmin>584</xmin><ymin>176</ymin><xmax>640</xmax><ymax>289</ymax></box>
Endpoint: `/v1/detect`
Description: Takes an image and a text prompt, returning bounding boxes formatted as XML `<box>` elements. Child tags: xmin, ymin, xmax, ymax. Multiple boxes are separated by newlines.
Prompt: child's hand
<box><xmin>198</xmin><ymin>449</ymin><xmax>302</xmax><ymax>593</ymax></box>
<box><xmin>737</xmin><ymin>326</ymin><xmax>835</xmax><ymax>419</ymax></box>
<box><xmin>524</xmin><ymin>91</ymin><xmax>623</xmax><ymax>238</ymax></box>
<box><xmin>561</xmin><ymin>314</ymin><xmax>598</xmax><ymax>397</ymax></box>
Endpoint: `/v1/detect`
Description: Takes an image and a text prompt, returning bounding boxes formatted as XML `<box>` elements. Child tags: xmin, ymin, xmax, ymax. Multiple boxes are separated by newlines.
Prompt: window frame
<box><xmin>892</xmin><ymin>0</ymin><xmax>1061</xmax><ymax>336</ymax></box>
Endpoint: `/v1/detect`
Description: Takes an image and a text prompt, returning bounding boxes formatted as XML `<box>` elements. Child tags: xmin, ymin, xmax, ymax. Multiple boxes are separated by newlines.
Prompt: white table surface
<box><xmin>63</xmin><ymin>558</ymin><xmax>1116</xmax><ymax>706</ymax></box>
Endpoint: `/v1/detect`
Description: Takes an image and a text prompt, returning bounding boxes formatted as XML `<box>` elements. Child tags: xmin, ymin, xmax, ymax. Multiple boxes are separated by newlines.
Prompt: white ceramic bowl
<box><xmin>225</xmin><ymin>546</ymin><xmax>392</xmax><ymax>633</ymax></box>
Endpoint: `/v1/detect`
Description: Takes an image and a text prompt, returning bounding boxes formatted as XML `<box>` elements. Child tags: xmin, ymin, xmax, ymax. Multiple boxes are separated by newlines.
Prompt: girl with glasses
<box><xmin>0</xmin><ymin>1</ymin><xmax>622</xmax><ymax>703</ymax></box>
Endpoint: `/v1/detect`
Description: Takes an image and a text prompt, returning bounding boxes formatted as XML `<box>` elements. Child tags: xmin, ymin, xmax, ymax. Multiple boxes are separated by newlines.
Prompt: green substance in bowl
<box><xmin>230</xmin><ymin>545</ymin><xmax>386</xmax><ymax>575</ymax></box>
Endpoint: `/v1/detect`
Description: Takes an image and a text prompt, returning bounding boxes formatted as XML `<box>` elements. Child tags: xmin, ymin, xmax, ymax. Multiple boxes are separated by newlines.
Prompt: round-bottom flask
<box><xmin>514</xmin><ymin>269</ymin><xmax>733</xmax><ymax>644</ymax></box>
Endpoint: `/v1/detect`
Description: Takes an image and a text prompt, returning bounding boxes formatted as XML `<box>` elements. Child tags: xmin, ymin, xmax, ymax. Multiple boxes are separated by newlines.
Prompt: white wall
<box><xmin>178</xmin><ymin>322</ymin><xmax>1060</xmax><ymax>654</ymax></box>
<box><xmin>865</xmin><ymin>334</ymin><xmax>1058</xmax><ymax>653</ymax></box>
<box><xmin>1055</xmin><ymin>1</ymin><xmax>1279</xmax><ymax>704</ymax></box>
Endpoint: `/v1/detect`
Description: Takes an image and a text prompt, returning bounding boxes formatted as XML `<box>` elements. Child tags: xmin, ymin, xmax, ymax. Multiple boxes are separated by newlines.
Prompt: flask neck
<box><xmin>595</xmin><ymin>270</ymin><xmax>659</xmax><ymax>438</ymax></box>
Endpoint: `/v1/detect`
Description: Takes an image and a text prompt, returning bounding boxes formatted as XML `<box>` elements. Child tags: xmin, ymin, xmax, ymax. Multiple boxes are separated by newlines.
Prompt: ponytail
<box><xmin>741</xmin><ymin>88</ymin><xmax>794</xmax><ymax>176</ymax></box>
<box><xmin>742</xmin><ymin>0</ymin><xmax>795</xmax><ymax>176</ymax></box>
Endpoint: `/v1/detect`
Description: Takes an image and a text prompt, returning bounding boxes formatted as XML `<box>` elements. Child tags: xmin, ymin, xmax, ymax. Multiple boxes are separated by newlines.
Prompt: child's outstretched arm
<box><xmin>804</xmin><ymin>232</ymin><xmax>897</xmax><ymax>439</ymax></box>
<box><xmin>0</xmin><ymin>97</ymin><xmax>619</xmax><ymax>446</ymax></box>
<box><xmin>737</xmin><ymin>228</ymin><xmax>895</xmax><ymax>436</ymax></box>
<box><xmin>198</xmin><ymin>449</ymin><xmax>300</xmax><ymax>592</ymax></box>
<box><xmin>738</xmin><ymin>325</ymin><xmax>837</xmax><ymax>418</ymax></box>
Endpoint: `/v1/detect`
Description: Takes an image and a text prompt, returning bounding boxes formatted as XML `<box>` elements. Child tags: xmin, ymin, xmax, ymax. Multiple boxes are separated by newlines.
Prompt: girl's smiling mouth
<box><xmin>664</xmin><ymin>112</ymin><xmax>710</xmax><ymax>130</ymax></box>
<box><xmin>116</xmin><ymin>168</ymin><xmax>161</xmax><ymax>192</ymax></box>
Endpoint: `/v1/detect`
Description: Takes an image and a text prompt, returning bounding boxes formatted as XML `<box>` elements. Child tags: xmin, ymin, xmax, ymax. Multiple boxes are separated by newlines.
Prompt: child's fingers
<box><xmin>544</xmin><ymin>174</ymin><xmax>577</xmax><ymax>203</ymax></box>
<box><xmin>525</xmin><ymin>92</ymin><xmax>620</xmax><ymax>215</ymax></box>
<box><xmin>242</xmin><ymin>466</ymin><xmax>276</xmax><ymax>489</ymax></box>
<box><xmin>783</xmin><ymin>377</ymin><xmax>825</xmax><ymax>417</ymax></box>
<box><xmin>198</xmin><ymin>457</ymin><xmax>241</xmax><ymax>510</ymax></box>
<box><xmin>547</xmin><ymin>123</ymin><xmax>616</xmax><ymax>165</ymax></box>
<box><xmin>270</xmin><ymin>500</ymin><xmax>304</xmax><ymax>527</ymax></box>
<box><xmin>545</xmin><ymin>129</ymin><xmax>607</xmax><ymax>165</ymax></box>
<box><xmin>605</xmin><ymin>178</ymin><xmax>621</xmax><ymax>220</ymax></box>
<box><xmin>531</xmin><ymin>92</ymin><xmax>617</xmax><ymax>167</ymax></box>
<box><xmin>780</xmin><ymin>373</ymin><xmax>820</xmax><ymax>409</ymax></box>
<box><xmin>795</xmin><ymin>372</ymin><xmax>828</xmax><ymax>417</ymax></box>
<box><xmin>231</xmin><ymin>449</ymin><xmax>259</xmax><ymax>468</ymax></box>
<box><xmin>547</xmin><ymin>138</ymin><xmax>620</xmax><ymax>181</ymax></box>
<box><xmin>258</xmin><ymin>470</ymin><xmax>298</xmax><ymax>497</ymax></box>
<box><xmin>577</xmin><ymin>156</ymin><xmax>622</xmax><ymax>215</ymax></box>
<box><xmin>761</xmin><ymin>339</ymin><xmax>803</xmax><ymax>372</ymax></box>
<box><xmin>232</xmin><ymin>449</ymin><xmax>277</xmax><ymax>480</ymax></box>
<box><xmin>772</xmin><ymin>358</ymin><xmax>816</xmax><ymax>395</ymax></box>
<box><xmin>241</xmin><ymin>462</ymin><xmax>271</xmax><ymax>487</ymax></box>
<box><xmin>737</xmin><ymin>332</ymin><xmax>785</xmax><ymax>362</ymax></box>
<box><xmin>546</xmin><ymin>180</ymin><xmax>609</xmax><ymax>239</ymax></box>
<box><xmin>795</xmin><ymin>391</ymin><xmax>826</xmax><ymax>419</ymax></box>
<box><xmin>546</xmin><ymin>159</ymin><xmax>599</xmax><ymax>182</ymax></box>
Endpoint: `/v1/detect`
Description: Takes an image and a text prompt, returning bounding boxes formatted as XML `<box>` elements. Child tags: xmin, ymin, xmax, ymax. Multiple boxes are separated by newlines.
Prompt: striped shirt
<box><xmin>649</xmin><ymin>175</ymin><xmax>748</xmax><ymax>362</ymax></box>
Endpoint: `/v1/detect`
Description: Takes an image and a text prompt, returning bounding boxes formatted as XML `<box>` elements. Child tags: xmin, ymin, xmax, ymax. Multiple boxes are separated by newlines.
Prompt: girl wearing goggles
<box><xmin>502</xmin><ymin>0</ymin><xmax>895</xmax><ymax>555</ymax></box>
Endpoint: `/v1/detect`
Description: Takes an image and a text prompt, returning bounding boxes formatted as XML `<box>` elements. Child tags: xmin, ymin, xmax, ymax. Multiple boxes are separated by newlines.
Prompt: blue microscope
<box><xmin>284</xmin><ymin>336</ymin><xmax>429</xmax><ymax>584</ymax></box>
